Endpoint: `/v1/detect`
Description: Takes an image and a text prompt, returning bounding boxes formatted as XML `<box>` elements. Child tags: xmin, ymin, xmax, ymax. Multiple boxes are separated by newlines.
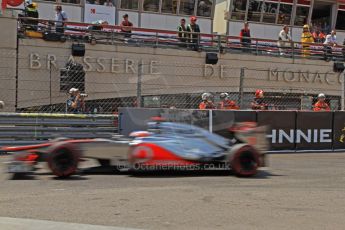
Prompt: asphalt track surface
<box><xmin>1</xmin><ymin>153</ymin><xmax>345</xmax><ymax>230</ymax></box>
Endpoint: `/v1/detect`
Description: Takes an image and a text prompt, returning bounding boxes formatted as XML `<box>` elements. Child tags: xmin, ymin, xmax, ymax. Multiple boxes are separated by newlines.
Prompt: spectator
<box><xmin>240</xmin><ymin>22</ymin><xmax>251</xmax><ymax>52</ymax></box>
<box><xmin>66</xmin><ymin>88</ymin><xmax>86</xmax><ymax>113</ymax></box>
<box><xmin>313</xmin><ymin>93</ymin><xmax>330</xmax><ymax>111</ymax></box>
<box><xmin>177</xmin><ymin>18</ymin><xmax>188</xmax><ymax>47</ymax></box>
<box><xmin>103</xmin><ymin>0</ymin><xmax>113</xmax><ymax>6</ymax></box>
<box><xmin>323</xmin><ymin>30</ymin><xmax>337</xmax><ymax>61</ymax></box>
<box><xmin>24</xmin><ymin>2</ymin><xmax>39</xmax><ymax>30</ymax></box>
<box><xmin>300</xmin><ymin>24</ymin><xmax>314</xmax><ymax>57</ymax></box>
<box><xmin>199</xmin><ymin>93</ymin><xmax>215</xmax><ymax>109</ymax></box>
<box><xmin>55</xmin><ymin>5</ymin><xmax>68</xmax><ymax>34</ymax></box>
<box><xmin>218</xmin><ymin>93</ymin><xmax>240</xmax><ymax>110</ymax></box>
<box><xmin>120</xmin><ymin>14</ymin><xmax>133</xmax><ymax>38</ymax></box>
<box><xmin>277</xmin><ymin>25</ymin><xmax>292</xmax><ymax>55</ymax></box>
<box><xmin>0</xmin><ymin>101</ymin><xmax>4</xmax><ymax>110</ymax></box>
<box><xmin>312</xmin><ymin>29</ymin><xmax>325</xmax><ymax>43</ymax></box>
<box><xmin>186</xmin><ymin>16</ymin><xmax>201</xmax><ymax>51</ymax></box>
<box><xmin>251</xmin><ymin>89</ymin><xmax>268</xmax><ymax>110</ymax></box>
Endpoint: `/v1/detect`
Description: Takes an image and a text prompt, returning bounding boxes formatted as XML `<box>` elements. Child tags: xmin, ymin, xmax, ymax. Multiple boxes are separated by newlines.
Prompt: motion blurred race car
<box><xmin>1</xmin><ymin>119</ymin><xmax>268</xmax><ymax>178</ymax></box>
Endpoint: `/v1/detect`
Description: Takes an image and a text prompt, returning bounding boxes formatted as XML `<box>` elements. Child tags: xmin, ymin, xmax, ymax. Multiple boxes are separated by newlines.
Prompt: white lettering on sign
<box><xmin>83</xmin><ymin>56</ymin><xmax>92</xmax><ymax>72</ymax></box>
<box><xmin>96</xmin><ymin>58</ymin><xmax>106</xmax><ymax>72</ymax></box>
<box><xmin>126</xmin><ymin>59</ymin><xmax>136</xmax><ymax>74</ymax></box>
<box><xmin>220</xmin><ymin>65</ymin><xmax>227</xmax><ymax>79</ymax></box>
<box><xmin>27</xmin><ymin>53</ymin><xmax>340</xmax><ymax>86</ymax></box>
<box><xmin>29</xmin><ymin>53</ymin><xmax>41</xmax><ymax>69</ymax></box>
<box><xmin>111</xmin><ymin>58</ymin><xmax>121</xmax><ymax>73</ymax></box>
<box><xmin>47</xmin><ymin>54</ymin><xmax>57</xmax><ymax>70</ymax></box>
<box><xmin>267</xmin><ymin>129</ymin><xmax>332</xmax><ymax>144</ymax></box>
<box><xmin>268</xmin><ymin>69</ymin><xmax>340</xmax><ymax>85</ymax></box>
<box><xmin>203</xmin><ymin>64</ymin><xmax>215</xmax><ymax>78</ymax></box>
<box><xmin>149</xmin><ymin>60</ymin><xmax>160</xmax><ymax>75</ymax></box>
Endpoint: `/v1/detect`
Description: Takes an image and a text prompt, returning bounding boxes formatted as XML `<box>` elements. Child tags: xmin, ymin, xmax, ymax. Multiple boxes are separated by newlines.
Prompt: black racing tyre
<box><xmin>229</xmin><ymin>144</ymin><xmax>260</xmax><ymax>177</ymax></box>
<box><xmin>46</xmin><ymin>142</ymin><xmax>81</xmax><ymax>178</ymax></box>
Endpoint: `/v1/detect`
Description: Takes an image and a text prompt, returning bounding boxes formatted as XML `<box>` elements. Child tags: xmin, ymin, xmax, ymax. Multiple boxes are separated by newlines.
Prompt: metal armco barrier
<box><xmin>0</xmin><ymin>113</ymin><xmax>118</xmax><ymax>146</ymax></box>
<box><xmin>119</xmin><ymin>108</ymin><xmax>345</xmax><ymax>152</ymax></box>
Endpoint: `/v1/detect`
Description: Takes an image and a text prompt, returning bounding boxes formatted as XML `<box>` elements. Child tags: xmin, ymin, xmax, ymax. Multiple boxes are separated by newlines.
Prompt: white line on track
<box><xmin>0</xmin><ymin>217</ymin><xmax>143</xmax><ymax>230</ymax></box>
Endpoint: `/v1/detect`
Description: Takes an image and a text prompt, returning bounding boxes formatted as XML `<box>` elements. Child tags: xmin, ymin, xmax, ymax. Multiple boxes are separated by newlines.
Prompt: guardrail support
<box><xmin>137</xmin><ymin>62</ymin><xmax>143</xmax><ymax>108</ymax></box>
<box><xmin>340</xmin><ymin>71</ymin><xmax>345</xmax><ymax>111</ymax></box>
<box><xmin>239</xmin><ymin>68</ymin><xmax>245</xmax><ymax>108</ymax></box>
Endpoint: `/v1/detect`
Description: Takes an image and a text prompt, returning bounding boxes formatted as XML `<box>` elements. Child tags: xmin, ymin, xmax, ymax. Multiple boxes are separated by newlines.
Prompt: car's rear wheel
<box><xmin>47</xmin><ymin>142</ymin><xmax>81</xmax><ymax>178</ymax></box>
<box><xmin>230</xmin><ymin>144</ymin><xmax>259</xmax><ymax>177</ymax></box>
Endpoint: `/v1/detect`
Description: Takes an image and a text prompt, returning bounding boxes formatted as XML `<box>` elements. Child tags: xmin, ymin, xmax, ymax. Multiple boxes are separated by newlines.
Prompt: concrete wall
<box><xmin>0</xmin><ymin>15</ymin><xmax>17</xmax><ymax>112</ymax></box>
<box><xmin>17</xmin><ymin>38</ymin><xmax>338</xmax><ymax>109</ymax></box>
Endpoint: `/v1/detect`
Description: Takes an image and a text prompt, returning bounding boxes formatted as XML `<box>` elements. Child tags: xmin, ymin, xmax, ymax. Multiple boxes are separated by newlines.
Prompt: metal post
<box><xmin>209</xmin><ymin>109</ymin><xmax>213</xmax><ymax>133</ymax></box>
<box><xmin>341</xmin><ymin>71</ymin><xmax>345</xmax><ymax>111</ymax></box>
<box><xmin>49</xmin><ymin>59</ymin><xmax>52</xmax><ymax>113</ymax></box>
<box><xmin>136</xmin><ymin>62</ymin><xmax>143</xmax><ymax>108</ymax></box>
<box><xmin>239</xmin><ymin>68</ymin><xmax>245</xmax><ymax>109</ymax></box>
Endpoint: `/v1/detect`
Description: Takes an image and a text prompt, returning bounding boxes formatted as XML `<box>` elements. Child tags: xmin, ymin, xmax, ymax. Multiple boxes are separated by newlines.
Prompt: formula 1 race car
<box><xmin>1</xmin><ymin>119</ymin><xmax>268</xmax><ymax>179</ymax></box>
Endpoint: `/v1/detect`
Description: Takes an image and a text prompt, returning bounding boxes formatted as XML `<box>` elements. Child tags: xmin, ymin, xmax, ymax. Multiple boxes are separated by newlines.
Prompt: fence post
<box><xmin>341</xmin><ymin>71</ymin><xmax>345</xmax><ymax>111</ymax></box>
<box><xmin>217</xmin><ymin>34</ymin><xmax>221</xmax><ymax>52</ymax></box>
<box><xmin>49</xmin><ymin>59</ymin><xmax>52</xmax><ymax>113</ymax></box>
<box><xmin>239</xmin><ymin>68</ymin><xmax>245</xmax><ymax>109</ymax></box>
<box><xmin>137</xmin><ymin>62</ymin><xmax>143</xmax><ymax>107</ymax></box>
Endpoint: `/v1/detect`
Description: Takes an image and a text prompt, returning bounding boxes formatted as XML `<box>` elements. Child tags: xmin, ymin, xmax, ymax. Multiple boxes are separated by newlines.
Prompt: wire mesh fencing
<box><xmin>5</xmin><ymin>49</ymin><xmax>344</xmax><ymax>113</ymax></box>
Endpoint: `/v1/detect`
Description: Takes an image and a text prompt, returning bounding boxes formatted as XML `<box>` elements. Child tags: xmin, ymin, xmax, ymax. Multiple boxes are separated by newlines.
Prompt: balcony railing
<box><xmin>18</xmin><ymin>17</ymin><xmax>345</xmax><ymax>62</ymax></box>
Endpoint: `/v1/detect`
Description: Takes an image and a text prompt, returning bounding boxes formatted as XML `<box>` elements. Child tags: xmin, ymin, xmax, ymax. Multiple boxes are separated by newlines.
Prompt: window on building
<box><xmin>86</xmin><ymin>0</ymin><xmax>115</xmax><ymax>5</ymax></box>
<box><xmin>311</xmin><ymin>1</ymin><xmax>332</xmax><ymax>34</ymax></box>
<box><xmin>143</xmin><ymin>0</ymin><xmax>160</xmax><ymax>12</ymax></box>
<box><xmin>180</xmin><ymin>0</ymin><xmax>195</xmax><ymax>15</ymax></box>
<box><xmin>336</xmin><ymin>6</ymin><xmax>345</xmax><ymax>30</ymax></box>
<box><xmin>120</xmin><ymin>0</ymin><xmax>139</xmax><ymax>9</ymax></box>
<box><xmin>277</xmin><ymin>0</ymin><xmax>292</xmax><ymax>25</ymax></box>
<box><xmin>247</xmin><ymin>0</ymin><xmax>263</xmax><ymax>22</ymax></box>
<box><xmin>197</xmin><ymin>0</ymin><xmax>213</xmax><ymax>17</ymax></box>
<box><xmin>162</xmin><ymin>0</ymin><xmax>178</xmax><ymax>14</ymax></box>
<box><xmin>262</xmin><ymin>0</ymin><xmax>278</xmax><ymax>23</ymax></box>
<box><xmin>294</xmin><ymin>0</ymin><xmax>311</xmax><ymax>26</ymax></box>
<box><xmin>62</xmin><ymin>0</ymin><xmax>81</xmax><ymax>4</ymax></box>
<box><xmin>231</xmin><ymin>0</ymin><xmax>247</xmax><ymax>20</ymax></box>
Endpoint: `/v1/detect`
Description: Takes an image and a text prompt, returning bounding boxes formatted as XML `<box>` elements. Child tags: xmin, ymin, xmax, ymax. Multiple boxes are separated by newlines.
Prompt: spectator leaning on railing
<box><xmin>312</xmin><ymin>29</ymin><xmax>325</xmax><ymax>43</ymax></box>
<box><xmin>323</xmin><ymin>30</ymin><xmax>337</xmax><ymax>62</ymax></box>
<box><xmin>240</xmin><ymin>22</ymin><xmax>251</xmax><ymax>52</ymax></box>
<box><xmin>55</xmin><ymin>5</ymin><xmax>68</xmax><ymax>34</ymax></box>
<box><xmin>313</xmin><ymin>93</ymin><xmax>330</xmax><ymax>111</ymax></box>
<box><xmin>218</xmin><ymin>93</ymin><xmax>240</xmax><ymax>110</ymax></box>
<box><xmin>120</xmin><ymin>14</ymin><xmax>133</xmax><ymax>38</ymax></box>
<box><xmin>22</xmin><ymin>2</ymin><xmax>39</xmax><ymax>30</ymax></box>
<box><xmin>177</xmin><ymin>18</ymin><xmax>188</xmax><ymax>47</ymax></box>
<box><xmin>277</xmin><ymin>25</ymin><xmax>292</xmax><ymax>56</ymax></box>
<box><xmin>186</xmin><ymin>16</ymin><xmax>200</xmax><ymax>51</ymax></box>
<box><xmin>199</xmin><ymin>93</ymin><xmax>215</xmax><ymax>109</ymax></box>
<box><xmin>251</xmin><ymin>89</ymin><xmax>268</xmax><ymax>110</ymax></box>
<box><xmin>300</xmin><ymin>24</ymin><xmax>314</xmax><ymax>57</ymax></box>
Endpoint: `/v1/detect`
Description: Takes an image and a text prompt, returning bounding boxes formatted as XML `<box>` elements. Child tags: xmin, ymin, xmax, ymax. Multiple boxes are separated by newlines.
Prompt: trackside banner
<box><xmin>257</xmin><ymin>111</ymin><xmax>296</xmax><ymax>151</ymax></box>
<box><xmin>295</xmin><ymin>112</ymin><xmax>333</xmax><ymax>150</ymax></box>
<box><xmin>119</xmin><ymin>108</ymin><xmax>344</xmax><ymax>152</ymax></box>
